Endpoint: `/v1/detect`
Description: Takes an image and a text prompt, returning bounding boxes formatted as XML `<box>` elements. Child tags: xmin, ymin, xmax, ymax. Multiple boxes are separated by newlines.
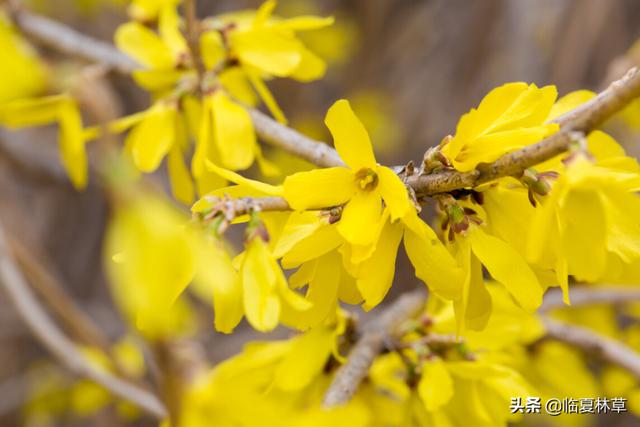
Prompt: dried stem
<box><xmin>323</xmin><ymin>288</ymin><xmax>427</xmax><ymax>407</ymax></box>
<box><xmin>542</xmin><ymin>317</ymin><xmax>640</xmax><ymax>379</ymax></box>
<box><xmin>0</xmin><ymin>222</ymin><xmax>168</xmax><ymax>420</ymax></box>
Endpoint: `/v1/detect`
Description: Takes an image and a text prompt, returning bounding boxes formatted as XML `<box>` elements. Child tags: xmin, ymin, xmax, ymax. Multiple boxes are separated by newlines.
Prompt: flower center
<box><xmin>354</xmin><ymin>167</ymin><xmax>379</xmax><ymax>192</ymax></box>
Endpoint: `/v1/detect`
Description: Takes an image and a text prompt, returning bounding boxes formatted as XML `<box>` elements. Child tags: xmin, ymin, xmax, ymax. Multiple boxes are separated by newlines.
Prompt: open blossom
<box><xmin>440</xmin><ymin>82</ymin><xmax>559</xmax><ymax>172</ymax></box>
<box><xmin>528</xmin><ymin>154</ymin><xmax>640</xmax><ymax>285</ymax></box>
<box><xmin>204</xmin><ymin>0</ymin><xmax>333</xmax><ymax>123</ymax></box>
<box><xmin>284</xmin><ymin>99</ymin><xmax>412</xmax><ymax>247</ymax></box>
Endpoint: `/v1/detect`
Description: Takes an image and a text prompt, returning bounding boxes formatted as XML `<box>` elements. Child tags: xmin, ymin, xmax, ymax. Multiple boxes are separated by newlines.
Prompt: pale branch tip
<box><xmin>542</xmin><ymin>317</ymin><xmax>640</xmax><ymax>379</ymax></box>
<box><xmin>0</xmin><ymin>222</ymin><xmax>168</xmax><ymax>420</ymax></box>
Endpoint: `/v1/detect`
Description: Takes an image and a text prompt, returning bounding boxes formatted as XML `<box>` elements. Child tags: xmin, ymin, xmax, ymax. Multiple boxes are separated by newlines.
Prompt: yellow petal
<box><xmin>58</xmin><ymin>100</ymin><xmax>88</xmax><ymax>190</ymax></box>
<box><xmin>205</xmin><ymin>160</ymin><xmax>282</xmax><ymax>195</ymax></box>
<box><xmin>291</xmin><ymin>252</ymin><xmax>340</xmax><ymax>329</ymax></box>
<box><xmin>200</xmin><ymin>31</ymin><xmax>226</xmax><ymax>70</ymax></box>
<box><xmin>273</xmin><ymin>326</ymin><xmax>334</xmax><ymax>391</ymax></box>
<box><xmin>273</xmin><ymin>16</ymin><xmax>335</xmax><ymax>32</ymax></box>
<box><xmin>193</xmin><ymin>239</ymin><xmax>243</xmax><ymax>333</ymax></box>
<box><xmin>168</xmin><ymin>144</ymin><xmax>195</xmax><ymax>204</ymax></box>
<box><xmin>403</xmin><ymin>212</ymin><xmax>463</xmax><ymax>301</ymax></box>
<box><xmin>230</xmin><ymin>29</ymin><xmax>302</xmax><ymax>76</ymax></box>
<box><xmin>273</xmin><ymin>211</ymin><xmax>323</xmax><ymax>258</ymax></box>
<box><xmin>115</xmin><ymin>22</ymin><xmax>175</xmax><ymax>69</ymax></box>
<box><xmin>245</xmin><ymin>67</ymin><xmax>287</xmax><ymax>124</ymax></box>
<box><xmin>283</xmin><ymin>167</ymin><xmax>355</xmax><ymax>210</ymax></box>
<box><xmin>325</xmin><ymin>99</ymin><xmax>377</xmax><ymax>170</ymax></box>
<box><xmin>218</xmin><ymin>66</ymin><xmax>258</xmax><ymax>106</ymax></box>
<box><xmin>0</xmin><ymin>95</ymin><xmax>63</xmax><ymax>128</ymax></box>
<box><xmin>356</xmin><ymin>218</ymin><xmax>403</xmax><ymax>309</ymax></box>
<box><xmin>337</xmin><ymin>190</ymin><xmax>382</xmax><ymax>246</ymax></box>
<box><xmin>560</xmin><ymin>189</ymin><xmax>607</xmax><ymax>281</ymax></box>
<box><xmin>127</xmin><ymin>104</ymin><xmax>177</xmax><ymax>172</ymax></box>
<box><xmin>211</xmin><ymin>91</ymin><xmax>256</xmax><ymax>170</ymax></box>
<box><xmin>281</xmin><ymin>223</ymin><xmax>343</xmax><ymax>269</ymax></box>
<box><xmin>105</xmin><ymin>196</ymin><xmax>197</xmax><ymax>338</ymax></box>
<box><xmin>289</xmin><ymin>47</ymin><xmax>326</xmax><ymax>82</ymax></box>
<box><xmin>241</xmin><ymin>239</ymin><xmax>280</xmax><ymax>331</ymax></box>
<box><xmin>464</xmin><ymin>253</ymin><xmax>492</xmax><ymax>330</ymax></box>
<box><xmin>469</xmin><ymin>227</ymin><xmax>542</xmax><ymax>312</ymax></box>
<box><xmin>417</xmin><ymin>358</ymin><xmax>454</xmax><ymax>411</ymax></box>
<box><xmin>253</xmin><ymin>0</ymin><xmax>277</xmax><ymax>28</ymax></box>
<box><xmin>132</xmin><ymin>69</ymin><xmax>186</xmax><ymax>91</ymax></box>
<box><xmin>376</xmin><ymin>165</ymin><xmax>411</xmax><ymax>221</ymax></box>
<box><xmin>548</xmin><ymin>90</ymin><xmax>595</xmax><ymax>121</ymax></box>
<box><xmin>452</xmin><ymin>124</ymin><xmax>558</xmax><ymax>172</ymax></box>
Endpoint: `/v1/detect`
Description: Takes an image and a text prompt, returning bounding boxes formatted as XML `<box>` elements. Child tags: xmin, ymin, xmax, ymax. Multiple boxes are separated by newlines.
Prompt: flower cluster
<box><xmin>2</xmin><ymin>1</ymin><xmax>640</xmax><ymax>427</ymax></box>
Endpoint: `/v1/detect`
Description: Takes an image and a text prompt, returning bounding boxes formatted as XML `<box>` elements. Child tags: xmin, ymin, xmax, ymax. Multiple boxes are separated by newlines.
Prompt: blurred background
<box><xmin>2</xmin><ymin>0</ymin><xmax>640</xmax><ymax>425</ymax></box>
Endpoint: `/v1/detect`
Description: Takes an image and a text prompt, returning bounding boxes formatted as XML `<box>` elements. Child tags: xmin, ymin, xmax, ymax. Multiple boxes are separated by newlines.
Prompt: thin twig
<box><xmin>0</xmin><ymin>222</ymin><xmax>168</xmax><ymax>420</ymax></box>
<box><xmin>540</xmin><ymin>285</ymin><xmax>640</xmax><ymax>313</ymax></box>
<box><xmin>249</xmin><ymin>109</ymin><xmax>345</xmax><ymax>168</ymax></box>
<box><xmin>183</xmin><ymin>0</ymin><xmax>206</xmax><ymax>87</ymax></box>
<box><xmin>323</xmin><ymin>288</ymin><xmax>427</xmax><ymax>407</ymax></box>
<box><xmin>542</xmin><ymin>317</ymin><xmax>640</xmax><ymax>379</ymax></box>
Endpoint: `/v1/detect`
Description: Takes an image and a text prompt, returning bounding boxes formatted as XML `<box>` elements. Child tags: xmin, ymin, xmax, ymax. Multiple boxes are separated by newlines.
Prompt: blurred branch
<box><xmin>323</xmin><ymin>288</ymin><xmax>427</xmax><ymax>408</ymax></box>
<box><xmin>8</xmin><ymin>7</ymin><xmax>137</xmax><ymax>74</ymax></box>
<box><xmin>0</xmin><ymin>222</ymin><xmax>168</xmax><ymax>420</ymax></box>
<box><xmin>542</xmin><ymin>317</ymin><xmax>640</xmax><ymax>379</ymax></box>
<box><xmin>8</xmin><ymin>234</ymin><xmax>112</xmax><ymax>352</ymax></box>
<box><xmin>540</xmin><ymin>286</ymin><xmax>640</xmax><ymax>313</ymax></box>
<box><xmin>184</xmin><ymin>0</ymin><xmax>206</xmax><ymax>85</ymax></box>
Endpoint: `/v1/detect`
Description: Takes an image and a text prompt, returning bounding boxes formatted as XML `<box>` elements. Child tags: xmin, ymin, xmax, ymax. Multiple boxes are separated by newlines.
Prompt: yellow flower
<box><xmin>446</xmin><ymin>220</ymin><xmax>543</xmax><ymax>332</ymax></box>
<box><xmin>237</xmin><ymin>235</ymin><xmax>311</xmax><ymax>332</ymax></box>
<box><xmin>0</xmin><ymin>94</ymin><xmax>87</xmax><ymax>189</ymax></box>
<box><xmin>441</xmin><ymin>82</ymin><xmax>559</xmax><ymax>172</ymax></box>
<box><xmin>528</xmin><ymin>154</ymin><xmax>640</xmax><ymax>285</ymax></box>
<box><xmin>193</xmin><ymin>90</ymin><xmax>257</xmax><ymax>183</ymax></box>
<box><xmin>105</xmin><ymin>194</ymin><xmax>198</xmax><ymax>339</ymax></box>
<box><xmin>203</xmin><ymin>0</ymin><xmax>333</xmax><ymax>123</ymax></box>
<box><xmin>284</xmin><ymin>99</ymin><xmax>412</xmax><ymax>247</ymax></box>
<box><xmin>0</xmin><ymin>13</ymin><xmax>48</xmax><ymax>103</ymax></box>
<box><xmin>128</xmin><ymin>0</ymin><xmax>180</xmax><ymax>22</ymax></box>
<box><xmin>273</xmin><ymin>206</ymin><xmax>462</xmax><ymax>315</ymax></box>
<box><xmin>115</xmin><ymin>4</ymin><xmax>189</xmax><ymax>92</ymax></box>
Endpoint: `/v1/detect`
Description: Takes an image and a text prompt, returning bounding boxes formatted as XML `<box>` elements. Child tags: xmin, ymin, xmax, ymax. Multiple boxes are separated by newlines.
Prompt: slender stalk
<box><xmin>0</xmin><ymin>223</ymin><xmax>167</xmax><ymax>420</ymax></box>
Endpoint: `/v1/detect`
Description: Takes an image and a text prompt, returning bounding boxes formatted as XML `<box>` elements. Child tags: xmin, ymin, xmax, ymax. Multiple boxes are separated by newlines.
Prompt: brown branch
<box><xmin>323</xmin><ymin>288</ymin><xmax>427</xmax><ymax>407</ymax></box>
<box><xmin>249</xmin><ymin>109</ymin><xmax>345</xmax><ymax>168</ymax></box>
<box><xmin>183</xmin><ymin>0</ymin><xmax>206</xmax><ymax>86</ymax></box>
<box><xmin>0</xmin><ymin>222</ymin><xmax>168</xmax><ymax>420</ymax></box>
<box><xmin>407</xmin><ymin>67</ymin><xmax>640</xmax><ymax>195</ymax></box>
<box><xmin>542</xmin><ymin>317</ymin><xmax>640</xmax><ymax>379</ymax></box>
<box><xmin>540</xmin><ymin>285</ymin><xmax>640</xmax><ymax>313</ymax></box>
<box><xmin>10</xmin><ymin>10</ymin><xmax>640</xmax><ymax>199</ymax></box>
